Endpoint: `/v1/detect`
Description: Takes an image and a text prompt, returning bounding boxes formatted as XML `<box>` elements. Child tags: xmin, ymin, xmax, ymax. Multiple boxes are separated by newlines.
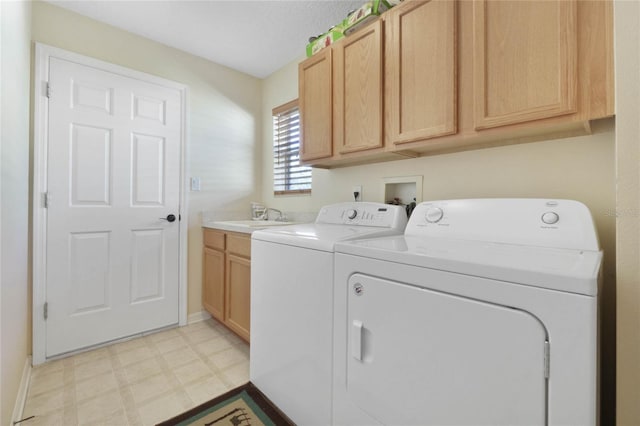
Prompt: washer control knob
<box><xmin>346</xmin><ymin>209</ymin><xmax>358</xmax><ymax>220</ymax></box>
<box><xmin>542</xmin><ymin>211</ymin><xmax>560</xmax><ymax>225</ymax></box>
<box><xmin>425</xmin><ymin>207</ymin><xmax>444</xmax><ymax>223</ymax></box>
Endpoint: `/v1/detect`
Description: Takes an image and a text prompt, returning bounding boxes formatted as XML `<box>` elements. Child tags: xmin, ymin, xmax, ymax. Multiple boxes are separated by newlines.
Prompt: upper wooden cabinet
<box><xmin>299</xmin><ymin>49</ymin><xmax>333</xmax><ymax>161</ymax></box>
<box><xmin>473</xmin><ymin>0</ymin><xmax>577</xmax><ymax>129</ymax></box>
<box><xmin>300</xmin><ymin>19</ymin><xmax>398</xmax><ymax>167</ymax></box>
<box><xmin>386</xmin><ymin>0</ymin><xmax>457</xmax><ymax>145</ymax></box>
<box><xmin>297</xmin><ymin>0</ymin><xmax>613</xmax><ymax>167</ymax></box>
<box><xmin>334</xmin><ymin>19</ymin><xmax>384</xmax><ymax>154</ymax></box>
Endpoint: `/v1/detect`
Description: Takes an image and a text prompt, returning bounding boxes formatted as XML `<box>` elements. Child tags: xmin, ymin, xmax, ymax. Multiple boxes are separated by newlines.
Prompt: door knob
<box><xmin>160</xmin><ymin>214</ymin><xmax>176</xmax><ymax>222</ymax></box>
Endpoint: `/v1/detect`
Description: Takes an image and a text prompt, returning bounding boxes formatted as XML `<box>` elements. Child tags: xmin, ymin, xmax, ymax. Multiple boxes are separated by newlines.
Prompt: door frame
<box><xmin>32</xmin><ymin>43</ymin><xmax>189</xmax><ymax>365</ymax></box>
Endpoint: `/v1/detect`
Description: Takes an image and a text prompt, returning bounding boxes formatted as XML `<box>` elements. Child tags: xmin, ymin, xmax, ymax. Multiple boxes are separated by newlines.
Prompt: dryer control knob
<box><xmin>425</xmin><ymin>207</ymin><xmax>444</xmax><ymax>223</ymax></box>
<box><xmin>346</xmin><ymin>209</ymin><xmax>358</xmax><ymax>220</ymax></box>
<box><xmin>542</xmin><ymin>211</ymin><xmax>560</xmax><ymax>225</ymax></box>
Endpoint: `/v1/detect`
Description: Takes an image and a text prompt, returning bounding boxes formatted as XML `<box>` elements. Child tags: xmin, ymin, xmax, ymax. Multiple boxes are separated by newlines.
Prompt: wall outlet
<box><xmin>191</xmin><ymin>177</ymin><xmax>201</xmax><ymax>191</ymax></box>
<box><xmin>352</xmin><ymin>185</ymin><xmax>362</xmax><ymax>202</ymax></box>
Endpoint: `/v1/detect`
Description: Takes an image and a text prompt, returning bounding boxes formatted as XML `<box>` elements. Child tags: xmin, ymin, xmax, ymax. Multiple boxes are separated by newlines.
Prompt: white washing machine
<box><xmin>333</xmin><ymin>199</ymin><xmax>602</xmax><ymax>426</ymax></box>
<box><xmin>250</xmin><ymin>202</ymin><xmax>407</xmax><ymax>426</ymax></box>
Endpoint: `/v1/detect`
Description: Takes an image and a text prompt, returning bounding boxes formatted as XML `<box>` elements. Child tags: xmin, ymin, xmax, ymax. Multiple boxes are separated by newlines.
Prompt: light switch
<box><xmin>191</xmin><ymin>177</ymin><xmax>201</xmax><ymax>191</ymax></box>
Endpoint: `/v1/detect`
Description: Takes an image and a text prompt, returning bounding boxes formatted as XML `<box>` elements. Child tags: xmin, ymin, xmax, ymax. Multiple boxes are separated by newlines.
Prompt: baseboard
<box><xmin>187</xmin><ymin>310</ymin><xmax>212</xmax><ymax>324</ymax></box>
<box><xmin>11</xmin><ymin>356</ymin><xmax>32</xmax><ymax>425</ymax></box>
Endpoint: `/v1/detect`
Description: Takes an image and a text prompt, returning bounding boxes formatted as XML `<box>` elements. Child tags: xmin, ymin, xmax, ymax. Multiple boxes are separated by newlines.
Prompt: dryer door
<box><xmin>346</xmin><ymin>273</ymin><xmax>547</xmax><ymax>426</ymax></box>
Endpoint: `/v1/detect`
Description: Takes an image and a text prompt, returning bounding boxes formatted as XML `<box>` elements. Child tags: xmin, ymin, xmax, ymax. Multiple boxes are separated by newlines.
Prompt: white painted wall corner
<box><xmin>187</xmin><ymin>310</ymin><xmax>212</xmax><ymax>325</ymax></box>
<box><xmin>11</xmin><ymin>357</ymin><xmax>31</xmax><ymax>425</ymax></box>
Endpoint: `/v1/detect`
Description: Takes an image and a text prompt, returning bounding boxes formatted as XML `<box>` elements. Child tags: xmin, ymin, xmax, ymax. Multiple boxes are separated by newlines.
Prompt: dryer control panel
<box><xmin>406</xmin><ymin>199</ymin><xmax>599</xmax><ymax>251</ymax></box>
<box><xmin>316</xmin><ymin>202</ymin><xmax>408</xmax><ymax>229</ymax></box>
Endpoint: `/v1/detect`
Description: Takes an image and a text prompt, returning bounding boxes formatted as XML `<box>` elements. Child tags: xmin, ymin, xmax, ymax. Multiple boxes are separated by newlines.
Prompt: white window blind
<box><xmin>273</xmin><ymin>99</ymin><xmax>311</xmax><ymax>195</ymax></box>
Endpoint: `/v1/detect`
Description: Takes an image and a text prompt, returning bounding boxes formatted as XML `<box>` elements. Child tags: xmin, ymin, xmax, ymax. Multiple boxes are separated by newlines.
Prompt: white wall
<box><xmin>0</xmin><ymin>0</ymin><xmax>32</xmax><ymax>424</ymax></box>
<box><xmin>31</xmin><ymin>1</ymin><xmax>263</xmax><ymax>317</ymax></box>
<box><xmin>614</xmin><ymin>1</ymin><xmax>640</xmax><ymax>424</ymax></box>
<box><xmin>261</xmin><ymin>56</ymin><xmax>617</xmax><ymax>423</ymax></box>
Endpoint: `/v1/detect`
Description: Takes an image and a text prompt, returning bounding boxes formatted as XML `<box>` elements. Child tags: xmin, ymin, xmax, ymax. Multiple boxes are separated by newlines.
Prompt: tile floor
<box><xmin>22</xmin><ymin>319</ymin><xmax>249</xmax><ymax>426</ymax></box>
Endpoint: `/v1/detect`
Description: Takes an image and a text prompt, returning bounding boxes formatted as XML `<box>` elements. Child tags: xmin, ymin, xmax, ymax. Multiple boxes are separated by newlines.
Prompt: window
<box><xmin>273</xmin><ymin>99</ymin><xmax>311</xmax><ymax>194</ymax></box>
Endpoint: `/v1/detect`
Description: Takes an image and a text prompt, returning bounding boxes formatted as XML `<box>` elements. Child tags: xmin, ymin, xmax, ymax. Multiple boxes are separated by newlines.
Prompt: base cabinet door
<box><xmin>203</xmin><ymin>247</ymin><xmax>225</xmax><ymax>322</ymax></box>
<box><xmin>225</xmin><ymin>254</ymin><xmax>251</xmax><ymax>341</ymax></box>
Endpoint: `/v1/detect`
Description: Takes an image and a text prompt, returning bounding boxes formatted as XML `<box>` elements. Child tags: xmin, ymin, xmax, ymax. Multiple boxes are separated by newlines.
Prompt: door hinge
<box><xmin>43</xmin><ymin>192</ymin><xmax>48</xmax><ymax>208</ymax></box>
<box><xmin>44</xmin><ymin>302</ymin><xmax>48</xmax><ymax>320</ymax></box>
<box><xmin>46</xmin><ymin>82</ymin><xmax>51</xmax><ymax>98</ymax></box>
<box><xmin>544</xmin><ymin>340</ymin><xmax>550</xmax><ymax>379</ymax></box>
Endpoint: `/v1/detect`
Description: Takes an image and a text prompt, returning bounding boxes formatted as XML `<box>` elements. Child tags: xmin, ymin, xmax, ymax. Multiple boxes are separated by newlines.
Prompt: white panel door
<box><xmin>346</xmin><ymin>273</ymin><xmax>547</xmax><ymax>426</ymax></box>
<box><xmin>46</xmin><ymin>57</ymin><xmax>182</xmax><ymax>357</ymax></box>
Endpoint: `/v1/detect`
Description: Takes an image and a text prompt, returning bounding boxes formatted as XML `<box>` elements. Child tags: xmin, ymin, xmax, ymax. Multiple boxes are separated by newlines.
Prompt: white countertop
<box><xmin>202</xmin><ymin>220</ymin><xmax>302</xmax><ymax>234</ymax></box>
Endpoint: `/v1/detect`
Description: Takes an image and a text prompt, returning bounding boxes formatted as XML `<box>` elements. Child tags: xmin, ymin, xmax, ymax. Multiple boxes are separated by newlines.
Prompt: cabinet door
<box><xmin>387</xmin><ymin>0</ymin><xmax>457</xmax><ymax>146</ymax></box>
<box><xmin>299</xmin><ymin>49</ymin><xmax>333</xmax><ymax>161</ymax></box>
<box><xmin>225</xmin><ymin>254</ymin><xmax>251</xmax><ymax>342</ymax></box>
<box><xmin>473</xmin><ymin>0</ymin><xmax>577</xmax><ymax>129</ymax></box>
<box><xmin>203</xmin><ymin>247</ymin><xmax>225</xmax><ymax>322</ymax></box>
<box><xmin>334</xmin><ymin>20</ymin><xmax>384</xmax><ymax>154</ymax></box>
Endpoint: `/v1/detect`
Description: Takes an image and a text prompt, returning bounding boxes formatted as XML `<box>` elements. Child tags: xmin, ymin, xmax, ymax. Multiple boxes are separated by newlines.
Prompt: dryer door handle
<box><xmin>352</xmin><ymin>320</ymin><xmax>364</xmax><ymax>361</ymax></box>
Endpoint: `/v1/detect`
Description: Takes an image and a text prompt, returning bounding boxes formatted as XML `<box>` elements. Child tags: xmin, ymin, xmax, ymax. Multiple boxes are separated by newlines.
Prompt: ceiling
<box><xmin>45</xmin><ymin>0</ymin><xmax>364</xmax><ymax>78</ymax></box>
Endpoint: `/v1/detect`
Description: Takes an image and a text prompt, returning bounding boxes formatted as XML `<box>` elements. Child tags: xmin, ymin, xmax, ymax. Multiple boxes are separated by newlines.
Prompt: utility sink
<box><xmin>214</xmin><ymin>220</ymin><xmax>297</xmax><ymax>228</ymax></box>
<box><xmin>204</xmin><ymin>220</ymin><xmax>300</xmax><ymax>233</ymax></box>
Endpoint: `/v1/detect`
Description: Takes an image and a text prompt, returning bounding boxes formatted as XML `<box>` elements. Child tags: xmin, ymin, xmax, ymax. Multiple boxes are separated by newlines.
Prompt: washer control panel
<box><xmin>425</xmin><ymin>207</ymin><xmax>444</xmax><ymax>223</ymax></box>
<box><xmin>541</xmin><ymin>211</ymin><xmax>560</xmax><ymax>225</ymax></box>
<box><xmin>346</xmin><ymin>209</ymin><xmax>358</xmax><ymax>220</ymax></box>
<box><xmin>405</xmin><ymin>199</ymin><xmax>599</xmax><ymax>251</ymax></box>
<box><xmin>316</xmin><ymin>202</ymin><xmax>408</xmax><ymax>229</ymax></box>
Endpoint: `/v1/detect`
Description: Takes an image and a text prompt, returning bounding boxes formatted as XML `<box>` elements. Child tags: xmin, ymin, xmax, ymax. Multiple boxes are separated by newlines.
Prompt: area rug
<box><xmin>157</xmin><ymin>382</ymin><xmax>294</xmax><ymax>426</ymax></box>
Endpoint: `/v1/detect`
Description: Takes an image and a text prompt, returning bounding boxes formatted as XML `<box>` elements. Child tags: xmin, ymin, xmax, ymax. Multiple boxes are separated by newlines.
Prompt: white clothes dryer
<box><xmin>250</xmin><ymin>202</ymin><xmax>408</xmax><ymax>426</ymax></box>
<box><xmin>333</xmin><ymin>199</ymin><xmax>602</xmax><ymax>426</ymax></box>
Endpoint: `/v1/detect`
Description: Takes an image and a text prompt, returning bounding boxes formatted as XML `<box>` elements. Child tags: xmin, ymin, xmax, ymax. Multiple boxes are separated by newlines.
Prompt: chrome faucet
<box><xmin>265</xmin><ymin>208</ymin><xmax>287</xmax><ymax>221</ymax></box>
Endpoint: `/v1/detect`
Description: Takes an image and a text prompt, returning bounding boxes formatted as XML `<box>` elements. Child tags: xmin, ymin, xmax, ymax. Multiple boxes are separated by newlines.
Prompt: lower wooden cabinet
<box><xmin>203</xmin><ymin>246</ymin><xmax>225</xmax><ymax>321</ymax></box>
<box><xmin>225</xmin><ymin>254</ymin><xmax>251</xmax><ymax>340</ymax></box>
<box><xmin>202</xmin><ymin>228</ymin><xmax>251</xmax><ymax>342</ymax></box>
